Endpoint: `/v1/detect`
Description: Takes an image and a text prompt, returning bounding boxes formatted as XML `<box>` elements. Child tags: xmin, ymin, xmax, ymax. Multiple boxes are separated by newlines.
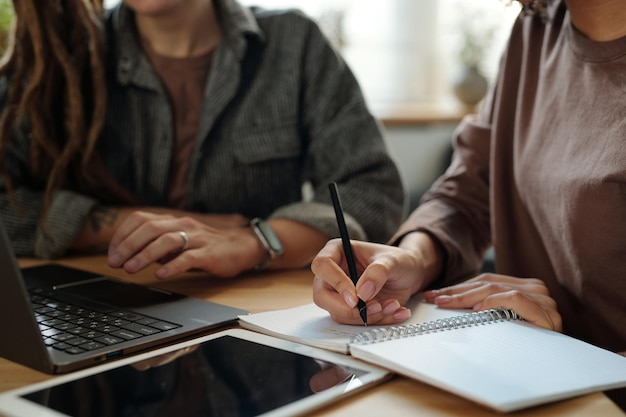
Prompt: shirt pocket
<box><xmin>232</xmin><ymin>122</ymin><xmax>303</xmax><ymax>164</ymax></box>
<box><xmin>231</xmin><ymin>123</ymin><xmax>305</xmax><ymax>215</ymax></box>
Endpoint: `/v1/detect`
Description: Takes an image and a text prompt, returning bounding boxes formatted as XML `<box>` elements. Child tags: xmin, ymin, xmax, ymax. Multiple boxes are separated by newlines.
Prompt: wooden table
<box><xmin>2</xmin><ymin>256</ymin><xmax>624</xmax><ymax>417</ymax></box>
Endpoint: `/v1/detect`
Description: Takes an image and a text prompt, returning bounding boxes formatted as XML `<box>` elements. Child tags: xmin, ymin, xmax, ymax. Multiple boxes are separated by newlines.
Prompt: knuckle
<box><xmin>143</xmin><ymin>221</ymin><xmax>162</xmax><ymax>235</ymax></box>
<box><xmin>367</xmin><ymin>261</ymin><xmax>391</xmax><ymax>280</ymax></box>
<box><xmin>310</xmin><ymin>255</ymin><xmax>329</xmax><ymax>273</ymax></box>
<box><xmin>129</xmin><ymin>211</ymin><xmax>152</xmax><ymax>222</ymax></box>
<box><xmin>481</xmin><ymin>281</ymin><xmax>506</xmax><ymax>293</ymax></box>
<box><xmin>170</xmin><ymin>232</ymin><xmax>183</xmax><ymax>246</ymax></box>
<box><xmin>178</xmin><ymin>216</ymin><xmax>197</xmax><ymax>229</ymax></box>
<box><xmin>183</xmin><ymin>250</ymin><xmax>202</xmax><ymax>264</ymax></box>
<box><xmin>127</xmin><ymin>210</ymin><xmax>143</xmax><ymax>220</ymax></box>
<box><xmin>504</xmin><ymin>288</ymin><xmax>525</xmax><ymax>301</ymax></box>
<box><xmin>529</xmin><ymin>280</ymin><xmax>550</xmax><ymax>294</ymax></box>
<box><xmin>471</xmin><ymin>272</ymin><xmax>500</xmax><ymax>283</ymax></box>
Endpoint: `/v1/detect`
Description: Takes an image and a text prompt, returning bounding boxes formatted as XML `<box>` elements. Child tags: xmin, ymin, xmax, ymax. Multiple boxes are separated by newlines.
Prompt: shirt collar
<box><xmin>109</xmin><ymin>0</ymin><xmax>264</xmax><ymax>86</ymax></box>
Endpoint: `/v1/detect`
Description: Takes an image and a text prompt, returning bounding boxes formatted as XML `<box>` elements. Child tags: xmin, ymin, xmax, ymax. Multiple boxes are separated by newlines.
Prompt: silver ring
<box><xmin>177</xmin><ymin>230</ymin><xmax>189</xmax><ymax>251</ymax></box>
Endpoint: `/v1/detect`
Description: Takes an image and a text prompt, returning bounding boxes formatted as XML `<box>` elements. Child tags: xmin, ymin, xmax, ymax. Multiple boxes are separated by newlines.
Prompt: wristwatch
<box><xmin>250</xmin><ymin>218</ymin><xmax>284</xmax><ymax>269</ymax></box>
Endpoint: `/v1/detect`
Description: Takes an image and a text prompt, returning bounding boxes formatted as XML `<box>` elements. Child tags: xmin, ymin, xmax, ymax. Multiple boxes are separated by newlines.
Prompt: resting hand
<box><xmin>312</xmin><ymin>233</ymin><xmax>440</xmax><ymax>326</ymax></box>
<box><xmin>72</xmin><ymin>206</ymin><xmax>248</xmax><ymax>255</ymax></box>
<box><xmin>107</xmin><ymin>211</ymin><xmax>263</xmax><ymax>279</ymax></box>
<box><xmin>423</xmin><ymin>273</ymin><xmax>562</xmax><ymax>331</ymax></box>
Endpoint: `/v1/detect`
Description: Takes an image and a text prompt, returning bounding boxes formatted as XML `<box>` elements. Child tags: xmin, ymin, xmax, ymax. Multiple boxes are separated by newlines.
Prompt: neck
<box><xmin>134</xmin><ymin>0</ymin><xmax>221</xmax><ymax>58</ymax></box>
<box><xmin>566</xmin><ymin>0</ymin><xmax>626</xmax><ymax>41</ymax></box>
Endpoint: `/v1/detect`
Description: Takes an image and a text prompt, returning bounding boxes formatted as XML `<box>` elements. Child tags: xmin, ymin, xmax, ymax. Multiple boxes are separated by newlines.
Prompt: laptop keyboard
<box><xmin>29</xmin><ymin>288</ymin><xmax>182</xmax><ymax>355</ymax></box>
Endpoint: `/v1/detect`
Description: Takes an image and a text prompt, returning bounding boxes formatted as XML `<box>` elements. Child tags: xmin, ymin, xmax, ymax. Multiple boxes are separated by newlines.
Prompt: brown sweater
<box><xmin>395</xmin><ymin>1</ymin><xmax>626</xmax><ymax>352</ymax></box>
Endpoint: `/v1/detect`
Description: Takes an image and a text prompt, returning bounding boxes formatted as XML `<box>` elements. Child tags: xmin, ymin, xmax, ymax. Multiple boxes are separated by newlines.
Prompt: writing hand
<box><xmin>423</xmin><ymin>273</ymin><xmax>563</xmax><ymax>331</ymax></box>
<box><xmin>312</xmin><ymin>238</ymin><xmax>425</xmax><ymax>326</ymax></box>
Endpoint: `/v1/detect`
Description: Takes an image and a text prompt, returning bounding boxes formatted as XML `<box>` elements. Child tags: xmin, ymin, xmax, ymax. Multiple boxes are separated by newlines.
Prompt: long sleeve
<box><xmin>390</xmin><ymin>113</ymin><xmax>493</xmax><ymax>285</ymax></box>
<box><xmin>0</xmin><ymin>128</ymin><xmax>98</xmax><ymax>258</ymax></box>
<box><xmin>269</xmin><ymin>16</ymin><xmax>405</xmax><ymax>243</ymax></box>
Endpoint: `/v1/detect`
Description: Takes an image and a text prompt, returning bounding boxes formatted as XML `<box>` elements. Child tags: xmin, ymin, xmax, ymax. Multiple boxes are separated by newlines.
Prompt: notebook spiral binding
<box><xmin>350</xmin><ymin>308</ymin><xmax>521</xmax><ymax>345</ymax></box>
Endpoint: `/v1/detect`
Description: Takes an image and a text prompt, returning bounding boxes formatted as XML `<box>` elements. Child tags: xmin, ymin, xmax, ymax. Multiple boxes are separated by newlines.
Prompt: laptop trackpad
<box><xmin>22</xmin><ymin>264</ymin><xmax>184</xmax><ymax>309</ymax></box>
<box><xmin>57</xmin><ymin>279</ymin><xmax>184</xmax><ymax>308</ymax></box>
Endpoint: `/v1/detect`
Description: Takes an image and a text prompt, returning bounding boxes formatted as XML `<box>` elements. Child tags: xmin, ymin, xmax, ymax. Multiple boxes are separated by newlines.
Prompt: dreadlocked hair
<box><xmin>0</xmin><ymin>0</ymin><xmax>136</xmax><ymax>227</ymax></box>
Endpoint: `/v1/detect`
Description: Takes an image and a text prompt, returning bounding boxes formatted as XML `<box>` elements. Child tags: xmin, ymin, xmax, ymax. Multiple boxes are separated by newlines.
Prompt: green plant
<box><xmin>0</xmin><ymin>0</ymin><xmax>14</xmax><ymax>55</ymax></box>
<box><xmin>456</xmin><ymin>3</ymin><xmax>497</xmax><ymax>70</ymax></box>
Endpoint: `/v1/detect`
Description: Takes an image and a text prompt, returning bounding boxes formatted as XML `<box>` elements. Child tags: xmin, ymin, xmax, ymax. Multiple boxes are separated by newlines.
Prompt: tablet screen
<box><xmin>21</xmin><ymin>335</ymin><xmax>368</xmax><ymax>416</ymax></box>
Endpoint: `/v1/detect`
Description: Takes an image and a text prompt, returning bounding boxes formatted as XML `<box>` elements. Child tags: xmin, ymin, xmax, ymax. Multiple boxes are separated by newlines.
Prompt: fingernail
<box><xmin>382</xmin><ymin>300</ymin><xmax>400</xmax><ymax>314</ymax></box>
<box><xmin>155</xmin><ymin>267</ymin><xmax>168</xmax><ymax>279</ymax></box>
<box><xmin>108</xmin><ymin>253</ymin><xmax>122</xmax><ymax>267</ymax></box>
<box><xmin>358</xmin><ymin>281</ymin><xmax>376</xmax><ymax>301</ymax></box>
<box><xmin>125</xmin><ymin>259</ymin><xmax>139</xmax><ymax>272</ymax></box>
<box><xmin>434</xmin><ymin>295</ymin><xmax>452</xmax><ymax>304</ymax></box>
<box><xmin>473</xmin><ymin>302</ymin><xmax>482</xmax><ymax>310</ymax></box>
<box><xmin>342</xmin><ymin>291</ymin><xmax>357</xmax><ymax>308</ymax></box>
<box><xmin>393</xmin><ymin>309</ymin><xmax>411</xmax><ymax>321</ymax></box>
<box><xmin>367</xmin><ymin>303</ymin><xmax>382</xmax><ymax>314</ymax></box>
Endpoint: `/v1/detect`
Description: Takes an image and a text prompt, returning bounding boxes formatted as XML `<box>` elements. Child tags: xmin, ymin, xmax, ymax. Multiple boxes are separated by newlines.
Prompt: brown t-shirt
<box><xmin>393</xmin><ymin>1</ymin><xmax>626</xmax><ymax>352</ymax></box>
<box><xmin>142</xmin><ymin>43</ymin><xmax>214</xmax><ymax>208</ymax></box>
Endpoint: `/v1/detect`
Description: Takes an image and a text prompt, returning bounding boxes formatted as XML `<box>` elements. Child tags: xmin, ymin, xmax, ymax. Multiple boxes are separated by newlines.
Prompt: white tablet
<box><xmin>0</xmin><ymin>328</ymin><xmax>390</xmax><ymax>417</ymax></box>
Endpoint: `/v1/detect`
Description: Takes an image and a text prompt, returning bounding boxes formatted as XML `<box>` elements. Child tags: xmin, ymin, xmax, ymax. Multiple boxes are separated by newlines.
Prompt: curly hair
<box><xmin>0</xmin><ymin>0</ymin><xmax>135</xmax><ymax>225</ymax></box>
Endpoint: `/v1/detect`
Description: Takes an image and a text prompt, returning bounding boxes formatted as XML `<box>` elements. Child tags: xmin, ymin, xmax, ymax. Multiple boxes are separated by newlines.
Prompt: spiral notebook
<box><xmin>238</xmin><ymin>299</ymin><xmax>626</xmax><ymax>412</ymax></box>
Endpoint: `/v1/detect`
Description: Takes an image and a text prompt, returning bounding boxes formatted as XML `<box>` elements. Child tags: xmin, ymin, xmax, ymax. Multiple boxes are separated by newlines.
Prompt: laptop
<box><xmin>0</xmin><ymin>220</ymin><xmax>249</xmax><ymax>374</ymax></box>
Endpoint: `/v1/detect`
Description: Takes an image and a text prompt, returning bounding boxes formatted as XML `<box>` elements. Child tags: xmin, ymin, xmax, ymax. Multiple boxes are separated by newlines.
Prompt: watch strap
<box><xmin>250</xmin><ymin>218</ymin><xmax>284</xmax><ymax>270</ymax></box>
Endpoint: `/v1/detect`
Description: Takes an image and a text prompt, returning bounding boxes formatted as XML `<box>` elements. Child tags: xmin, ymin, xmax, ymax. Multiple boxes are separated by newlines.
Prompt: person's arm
<box><xmin>422</xmin><ymin>273</ymin><xmax>562</xmax><ymax>332</ymax></box>
<box><xmin>311</xmin><ymin>231</ymin><xmax>444</xmax><ymax>325</ymax></box>
<box><xmin>0</xmin><ymin>185</ymin><xmax>97</xmax><ymax>259</ymax></box>
<box><xmin>105</xmin><ymin>211</ymin><xmax>327</xmax><ymax>278</ymax></box>
<box><xmin>312</xmin><ymin>229</ymin><xmax>564</xmax><ymax>331</ymax></box>
<box><xmin>265</xmin><ymin>218</ymin><xmax>328</xmax><ymax>270</ymax></box>
<box><xmin>267</xmin><ymin>14</ymin><xmax>405</xmax><ymax>247</ymax></box>
<box><xmin>71</xmin><ymin>206</ymin><xmax>249</xmax><ymax>255</ymax></box>
<box><xmin>0</xmin><ymin>127</ymin><xmax>100</xmax><ymax>259</ymax></box>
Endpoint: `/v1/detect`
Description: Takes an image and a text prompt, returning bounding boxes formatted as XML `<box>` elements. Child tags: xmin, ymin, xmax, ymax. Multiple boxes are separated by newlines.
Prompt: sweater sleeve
<box><xmin>389</xmin><ymin>113</ymin><xmax>494</xmax><ymax>285</ymax></box>
<box><xmin>270</xmin><ymin>16</ymin><xmax>406</xmax><ymax>243</ymax></box>
<box><xmin>0</xmin><ymin>128</ymin><xmax>98</xmax><ymax>259</ymax></box>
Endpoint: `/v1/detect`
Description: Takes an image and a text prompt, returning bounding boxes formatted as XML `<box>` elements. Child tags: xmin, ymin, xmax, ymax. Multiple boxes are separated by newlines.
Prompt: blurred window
<box><xmin>104</xmin><ymin>0</ymin><xmax>520</xmax><ymax>112</ymax></box>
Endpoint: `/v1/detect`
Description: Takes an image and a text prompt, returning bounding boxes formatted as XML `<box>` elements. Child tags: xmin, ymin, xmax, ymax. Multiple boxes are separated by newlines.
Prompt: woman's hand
<box><xmin>312</xmin><ymin>232</ymin><xmax>442</xmax><ymax>326</ymax></box>
<box><xmin>107</xmin><ymin>211</ymin><xmax>264</xmax><ymax>279</ymax></box>
<box><xmin>423</xmin><ymin>273</ymin><xmax>562</xmax><ymax>331</ymax></box>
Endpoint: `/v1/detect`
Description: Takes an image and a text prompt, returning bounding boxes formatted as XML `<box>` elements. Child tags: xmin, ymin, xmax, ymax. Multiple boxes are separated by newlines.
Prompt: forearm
<box><xmin>398</xmin><ymin>231</ymin><xmax>445</xmax><ymax>291</ymax></box>
<box><xmin>1</xmin><ymin>187</ymin><xmax>97</xmax><ymax>258</ymax></box>
<box><xmin>70</xmin><ymin>206</ymin><xmax>129</xmax><ymax>254</ymax></box>
<box><xmin>266</xmin><ymin>218</ymin><xmax>329</xmax><ymax>270</ymax></box>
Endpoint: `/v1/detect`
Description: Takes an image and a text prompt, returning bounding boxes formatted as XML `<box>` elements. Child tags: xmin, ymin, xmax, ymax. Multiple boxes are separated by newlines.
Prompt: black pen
<box><xmin>328</xmin><ymin>182</ymin><xmax>367</xmax><ymax>326</ymax></box>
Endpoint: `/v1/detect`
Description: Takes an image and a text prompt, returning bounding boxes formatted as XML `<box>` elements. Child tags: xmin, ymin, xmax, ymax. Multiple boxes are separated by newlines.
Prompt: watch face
<box><xmin>252</xmin><ymin>219</ymin><xmax>284</xmax><ymax>257</ymax></box>
<box><xmin>257</xmin><ymin>221</ymin><xmax>283</xmax><ymax>253</ymax></box>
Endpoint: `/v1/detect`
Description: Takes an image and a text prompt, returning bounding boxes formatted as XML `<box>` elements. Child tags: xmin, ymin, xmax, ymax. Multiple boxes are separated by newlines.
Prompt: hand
<box><xmin>312</xmin><ymin>238</ymin><xmax>429</xmax><ymax>326</ymax></box>
<box><xmin>309</xmin><ymin>363</ymin><xmax>353</xmax><ymax>393</ymax></box>
<box><xmin>423</xmin><ymin>273</ymin><xmax>562</xmax><ymax>331</ymax></box>
<box><xmin>72</xmin><ymin>206</ymin><xmax>248</xmax><ymax>255</ymax></box>
<box><xmin>107</xmin><ymin>211</ymin><xmax>264</xmax><ymax>279</ymax></box>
